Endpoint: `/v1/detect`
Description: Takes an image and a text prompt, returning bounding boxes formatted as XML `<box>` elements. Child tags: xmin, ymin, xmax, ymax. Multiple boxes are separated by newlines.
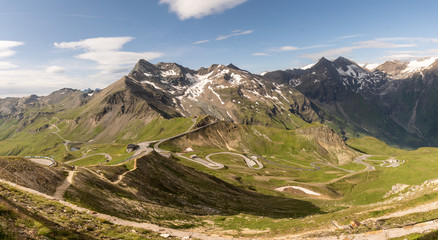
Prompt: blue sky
<box><xmin>2</xmin><ymin>0</ymin><xmax>438</xmax><ymax>97</ymax></box>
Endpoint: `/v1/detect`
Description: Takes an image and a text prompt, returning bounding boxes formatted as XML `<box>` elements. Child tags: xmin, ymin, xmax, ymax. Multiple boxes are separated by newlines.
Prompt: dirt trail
<box><xmin>113</xmin><ymin>159</ymin><xmax>138</xmax><ymax>184</ymax></box>
<box><xmin>1</xmin><ymin>169</ymin><xmax>437</xmax><ymax>239</ymax></box>
<box><xmin>377</xmin><ymin>201</ymin><xmax>438</xmax><ymax>220</ymax></box>
<box><xmin>53</xmin><ymin>170</ymin><xmax>76</xmax><ymax>199</ymax></box>
<box><xmin>297</xmin><ymin>220</ymin><xmax>438</xmax><ymax>240</ymax></box>
<box><xmin>0</xmin><ymin>178</ymin><xmax>234</xmax><ymax>240</ymax></box>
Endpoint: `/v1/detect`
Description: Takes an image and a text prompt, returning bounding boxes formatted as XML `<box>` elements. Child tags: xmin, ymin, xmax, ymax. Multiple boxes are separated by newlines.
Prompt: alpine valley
<box><xmin>1</xmin><ymin>56</ymin><xmax>438</xmax><ymax>240</ymax></box>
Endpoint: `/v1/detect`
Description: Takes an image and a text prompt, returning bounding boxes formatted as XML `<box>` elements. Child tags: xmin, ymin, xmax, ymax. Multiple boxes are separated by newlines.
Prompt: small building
<box><xmin>126</xmin><ymin>144</ymin><xmax>139</xmax><ymax>152</ymax></box>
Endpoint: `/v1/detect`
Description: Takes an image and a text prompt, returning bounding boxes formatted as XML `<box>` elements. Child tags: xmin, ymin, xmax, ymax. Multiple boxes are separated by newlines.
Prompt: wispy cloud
<box><xmin>300</xmin><ymin>39</ymin><xmax>417</xmax><ymax>60</ymax></box>
<box><xmin>216</xmin><ymin>29</ymin><xmax>253</xmax><ymax>41</ymax></box>
<box><xmin>0</xmin><ymin>41</ymin><xmax>23</xmax><ymax>59</ymax></box>
<box><xmin>253</xmin><ymin>44</ymin><xmax>328</xmax><ymax>57</ymax></box>
<box><xmin>0</xmin><ymin>62</ymin><xmax>18</xmax><ymax>70</ymax></box>
<box><xmin>376</xmin><ymin>37</ymin><xmax>438</xmax><ymax>43</ymax></box>
<box><xmin>159</xmin><ymin>0</ymin><xmax>248</xmax><ymax>20</ymax></box>
<box><xmin>46</xmin><ymin>66</ymin><xmax>65</xmax><ymax>74</ymax></box>
<box><xmin>193</xmin><ymin>39</ymin><xmax>210</xmax><ymax>45</ymax></box>
<box><xmin>252</xmin><ymin>52</ymin><xmax>269</xmax><ymax>56</ymax></box>
<box><xmin>193</xmin><ymin>29</ymin><xmax>253</xmax><ymax>45</ymax></box>
<box><xmin>278</xmin><ymin>46</ymin><xmax>298</xmax><ymax>51</ymax></box>
<box><xmin>382</xmin><ymin>49</ymin><xmax>438</xmax><ymax>61</ymax></box>
<box><xmin>0</xmin><ymin>69</ymin><xmax>82</xmax><ymax>97</ymax></box>
<box><xmin>338</xmin><ymin>34</ymin><xmax>363</xmax><ymax>39</ymax></box>
<box><xmin>0</xmin><ymin>40</ymin><xmax>23</xmax><ymax>70</ymax></box>
<box><xmin>54</xmin><ymin>37</ymin><xmax>163</xmax><ymax>74</ymax></box>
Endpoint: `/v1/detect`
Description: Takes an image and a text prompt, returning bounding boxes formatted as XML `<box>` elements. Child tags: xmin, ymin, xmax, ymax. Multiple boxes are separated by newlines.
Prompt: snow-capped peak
<box><xmin>360</xmin><ymin>63</ymin><xmax>380</xmax><ymax>71</ymax></box>
<box><xmin>402</xmin><ymin>57</ymin><xmax>438</xmax><ymax>74</ymax></box>
<box><xmin>300</xmin><ymin>62</ymin><xmax>316</xmax><ymax>70</ymax></box>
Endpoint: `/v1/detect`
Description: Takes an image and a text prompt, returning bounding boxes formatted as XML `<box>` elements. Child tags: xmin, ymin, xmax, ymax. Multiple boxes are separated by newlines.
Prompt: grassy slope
<box><xmin>0</xmin><ymin>157</ymin><xmax>66</xmax><ymax>195</ymax></box>
<box><xmin>0</xmin><ymin>182</ymin><xmax>166</xmax><ymax>240</ymax></box>
<box><xmin>64</xmin><ymin>152</ymin><xmax>320</xmax><ymax>231</ymax></box>
<box><xmin>331</xmin><ymin>137</ymin><xmax>438</xmax><ymax>204</ymax></box>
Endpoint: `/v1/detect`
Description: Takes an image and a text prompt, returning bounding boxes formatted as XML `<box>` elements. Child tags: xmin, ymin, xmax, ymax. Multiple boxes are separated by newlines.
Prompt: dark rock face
<box><xmin>264</xmin><ymin>57</ymin><xmax>438</xmax><ymax>148</ymax></box>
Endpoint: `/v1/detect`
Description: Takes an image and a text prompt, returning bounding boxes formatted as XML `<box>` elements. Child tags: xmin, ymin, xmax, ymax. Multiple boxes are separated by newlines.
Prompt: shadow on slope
<box><xmin>0</xmin><ymin>157</ymin><xmax>66</xmax><ymax>195</ymax></box>
<box><xmin>66</xmin><ymin>152</ymin><xmax>321</xmax><ymax>222</ymax></box>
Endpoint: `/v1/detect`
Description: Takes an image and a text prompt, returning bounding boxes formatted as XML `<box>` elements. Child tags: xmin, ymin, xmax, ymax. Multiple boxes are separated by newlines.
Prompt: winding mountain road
<box><xmin>206</xmin><ymin>152</ymin><xmax>263</xmax><ymax>169</ymax></box>
<box><xmin>175</xmin><ymin>152</ymin><xmax>225</xmax><ymax>170</ymax></box>
<box><xmin>353</xmin><ymin>154</ymin><xmax>375</xmax><ymax>171</ymax></box>
<box><xmin>65</xmin><ymin>153</ymin><xmax>112</xmax><ymax>165</ymax></box>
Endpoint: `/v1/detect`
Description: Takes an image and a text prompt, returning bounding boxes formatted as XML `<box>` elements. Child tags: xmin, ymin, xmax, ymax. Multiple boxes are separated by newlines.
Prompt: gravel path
<box><xmin>298</xmin><ymin>220</ymin><xmax>438</xmax><ymax>240</ymax></box>
<box><xmin>53</xmin><ymin>170</ymin><xmax>76</xmax><ymax>199</ymax></box>
<box><xmin>0</xmin><ymin>178</ymin><xmax>235</xmax><ymax>240</ymax></box>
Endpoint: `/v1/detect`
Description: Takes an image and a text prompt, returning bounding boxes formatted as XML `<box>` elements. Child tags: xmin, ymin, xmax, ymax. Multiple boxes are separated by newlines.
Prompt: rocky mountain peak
<box><xmin>375</xmin><ymin>60</ymin><xmax>408</xmax><ymax>78</ymax></box>
<box><xmin>129</xmin><ymin>59</ymin><xmax>161</xmax><ymax>76</ymax></box>
<box><xmin>333</xmin><ymin>56</ymin><xmax>356</xmax><ymax>66</ymax></box>
<box><xmin>376</xmin><ymin>57</ymin><xmax>438</xmax><ymax>79</ymax></box>
<box><xmin>313</xmin><ymin>57</ymin><xmax>332</xmax><ymax>68</ymax></box>
<box><xmin>226</xmin><ymin>63</ymin><xmax>241</xmax><ymax>71</ymax></box>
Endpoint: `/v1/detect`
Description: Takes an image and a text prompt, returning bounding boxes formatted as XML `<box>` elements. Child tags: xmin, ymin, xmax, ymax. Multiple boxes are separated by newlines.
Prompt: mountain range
<box><xmin>3</xmin><ymin>55</ymin><xmax>438</xmax><ymax>149</ymax></box>
<box><xmin>2</xmin><ymin>56</ymin><xmax>438</xmax><ymax>239</ymax></box>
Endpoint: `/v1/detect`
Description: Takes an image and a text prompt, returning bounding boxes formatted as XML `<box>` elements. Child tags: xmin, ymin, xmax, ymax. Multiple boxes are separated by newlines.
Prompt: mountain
<box><xmin>264</xmin><ymin>56</ymin><xmax>438</xmax><ymax>148</ymax></box>
<box><xmin>1</xmin><ymin>58</ymin><xmax>438</xmax><ymax>239</ymax></box>
<box><xmin>3</xmin><ymin>56</ymin><xmax>438</xmax><ymax>149</ymax></box>
<box><xmin>126</xmin><ymin>59</ymin><xmax>322</xmax><ymax>128</ymax></box>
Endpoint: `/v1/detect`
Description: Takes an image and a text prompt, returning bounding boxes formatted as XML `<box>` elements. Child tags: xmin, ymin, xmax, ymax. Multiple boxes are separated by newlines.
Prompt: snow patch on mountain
<box><xmin>337</xmin><ymin>64</ymin><xmax>367</xmax><ymax>78</ymax></box>
<box><xmin>361</xmin><ymin>63</ymin><xmax>380</xmax><ymax>71</ymax></box>
<box><xmin>301</xmin><ymin>62</ymin><xmax>316</xmax><ymax>70</ymax></box>
<box><xmin>403</xmin><ymin>57</ymin><xmax>437</xmax><ymax>74</ymax></box>
<box><xmin>290</xmin><ymin>78</ymin><xmax>301</xmax><ymax>87</ymax></box>
<box><xmin>230</xmin><ymin>72</ymin><xmax>243</xmax><ymax>85</ymax></box>
<box><xmin>183</xmin><ymin>72</ymin><xmax>214</xmax><ymax>100</ymax></box>
<box><xmin>208</xmin><ymin>85</ymin><xmax>224</xmax><ymax>104</ymax></box>
<box><xmin>161</xmin><ymin>69</ymin><xmax>178</xmax><ymax>77</ymax></box>
<box><xmin>142</xmin><ymin>80</ymin><xmax>163</xmax><ymax>90</ymax></box>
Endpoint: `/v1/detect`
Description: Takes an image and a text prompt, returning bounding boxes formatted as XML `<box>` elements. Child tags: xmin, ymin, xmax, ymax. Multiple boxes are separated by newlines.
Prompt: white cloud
<box><xmin>382</xmin><ymin>49</ymin><xmax>438</xmax><ymax>61</ymax></box>
<box><xmin>279</xmin><ymin>46</ymin><xmax>298</xmax><ymax>51</ymax></box>
<box><xmin>376</xmin><ymin>37</ymin><xmax>438</xmax><ymax>43</ymax></box>
<box><xmin>216</xmin><ymin>29</ymin><xmax>253</xmax><ymax>41</ymax></box>
<box><xmin>0</xmin><ymin>40</ymin><xmax>23</xmax><ymax>59</ymax></box>
<box><xmin>300</xmin><ymin>46</ymin><xmax>356</xmax><ymax>60</ymax></box>
<box><xmin>252</xmin><ymin>52</ymin><xmax>269</xmax><ymax>56</ymax></box>
<box><xmin>193</xmin><ymin>39</ymin><xmax>210</xmax><ymax>45</ymax></box>
<box><xmin>46</xmin><ymin>66</ymin><xmax>65</xmax><ymax>74</ymax></box>
<box><xmin>54</xmin><ymin>37</ymin><xmax>133</xmax><ymax>51</ymax></box>
<box><xmin>0</xmin><ymin>62</ymin><xmax>18</xmax><ymax>70</ymax></box>
<box><xmin>159</xmin><ymin>0</ymin><xmax>248</xmax><ymax>20</ymax></box>
<box><xmin>54</xmin><ymin>37</ymin><xmax>163</xmax><ymax>74</ymax></box>
<box><xmin>0</xmin><ymin>69</ymin><xmax>81</xmax><ymax>97</ymax></box>
<box><xmin>300</xmin><ymin>39</ymin><xmax>417</xmax><ymax>60</ymax></box>
<box><xmin>338</xmin><ymin>34</ymin><xmax>363</xmax><ymax>39</ymax></box>
<box><xmin>193</xmin><ymin>29</ymin><xmax>253</xmax><ymax>45</ymax></box>
<box><xmin>383</xmin><ymin>54</ymin><xmax>417</xmax><ymax>60</ymax></box>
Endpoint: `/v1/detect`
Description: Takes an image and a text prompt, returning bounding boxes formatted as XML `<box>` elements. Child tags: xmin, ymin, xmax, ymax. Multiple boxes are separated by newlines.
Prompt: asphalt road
<box><xmin>206</xmin><ymin>152</ymin><xmax>264</xmax><ymax>169</ymax></box>
<box><xmin>65</xmin><ymin>153</ymin><xmax>112</xmax><ymax>165</ymax></box>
